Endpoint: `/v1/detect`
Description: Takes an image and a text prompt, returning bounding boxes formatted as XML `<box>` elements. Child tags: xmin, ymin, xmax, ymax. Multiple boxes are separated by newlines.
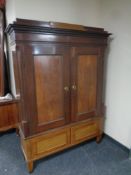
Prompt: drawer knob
<box><xmin>64</xmin><ymin>86</ymin><xmax>69</xmax><ymax>91</ymax></box>
<box><xmin>72</xmin><ymin>85</ymin><xmax>76</xmax><ymax>90</ymax></box>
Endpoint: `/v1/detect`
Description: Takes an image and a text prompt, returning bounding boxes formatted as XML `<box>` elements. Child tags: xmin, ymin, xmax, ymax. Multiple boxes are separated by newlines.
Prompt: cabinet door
<box><xmin>71</xmin><ymin>47</ymin><xmax>103</xmax><ymax>122</ymax></box>
<box><xmin>21</xmin><ymin>44</ymin><xmax>70</xmax><ymax>136</ymax></box>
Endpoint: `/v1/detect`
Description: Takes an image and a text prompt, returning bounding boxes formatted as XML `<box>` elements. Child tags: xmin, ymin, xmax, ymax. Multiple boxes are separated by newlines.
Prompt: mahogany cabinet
<box><xmin>6</xmin><ymin>19</ymin><xmax>110</xmax><ymax>173</ymax></box>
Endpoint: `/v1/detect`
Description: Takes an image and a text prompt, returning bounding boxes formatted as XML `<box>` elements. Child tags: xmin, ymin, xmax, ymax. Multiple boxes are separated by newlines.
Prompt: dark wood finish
<box><xmin>16</xmin><ymin>44</ymin><xmax>70</xmax><ymax>136</ymax></box>
<box><xmin>0</xmin><ymin>10</ymin><xmax>4</xmax><ymax>96</ymax></box>
<box><xmin>6</xmin><ymin>19</ymin><xmax>110</xmax><ymax>172</ymax></box>
<box><xmin>71</xmin><ymin>47</ymin><xmax>103</xmax><ymax>122</ymax></box>
<box><xmin>33</xmin><ymin>45</ymin><xmax>70</xmax><ymax>132</ymax></box>
<box><xmin>0</xmin><ymin>0</ymin><xmax>5</xmax><ymax>8</ymax></box>
<box><xmin>0</xmin><ymin>100</ymin><xmax>19</xmax><ymax>131</ymax></box>
<box><xmin>34</xmin><ymin>55</ymin><xmax>64</xmax><ymax>124</ymax></box>
<box><xmin>11</xmin><ymin>18</ymin><xmax>105</xmax><ymax>32</ymax></box>
<box><xmin>77</xmin><ymin>55</ymin><xmax>97</xmax><ymax>113</ymax></box>
<box><xmin>12</xmin><ymin>51</ymin><xmax>20</xmax><ymax>97</ymax></box>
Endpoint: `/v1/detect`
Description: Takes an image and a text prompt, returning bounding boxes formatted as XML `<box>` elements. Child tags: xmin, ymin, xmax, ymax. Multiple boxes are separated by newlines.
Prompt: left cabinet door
<box><xmin>20</xmin><ymin>44</ymin><xmax>70</xmax><ymax>136</ymax></box>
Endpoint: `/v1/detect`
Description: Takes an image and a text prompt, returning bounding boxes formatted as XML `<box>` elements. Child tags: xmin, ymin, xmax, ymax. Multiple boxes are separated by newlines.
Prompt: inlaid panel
<box><xmin>34</xmin><ymin>55</ymin><xmax>64</xmax><ymax>124</ymax></box>
<box><xmin>77</xmin><ymin>55</ymin><xmax>97</xmax><ymax>114</ymax></box>
<box><xmin>71</xmin><ymin>120</ymin><xmax>98</xmax><ymax>144</ymax></box>
<box><xmin>30</xmin><ymin>128</ymin><xmax>70</xmax><ymax>158</ymax></box>
<box><xmin>36</xmin><ymin>130</ymin><xmax>69</xmax><ymax>154</ymax></box>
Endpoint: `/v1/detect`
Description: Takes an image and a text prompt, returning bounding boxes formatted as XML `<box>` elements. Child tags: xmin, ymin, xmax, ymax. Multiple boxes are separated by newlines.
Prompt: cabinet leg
<box><xmin>96</xmin><ymin>135</ymin><xmax>102</xmax><ymax>143</ymax></box>
<box><xmin>16</xmin><ymin>128</ymin><xmax>19</xmax><ymax>136</ymax></box>
<box><xmin>27</xmin><ymin>161</ymin><xmax>34</xmax><ymax>173</ymax></box>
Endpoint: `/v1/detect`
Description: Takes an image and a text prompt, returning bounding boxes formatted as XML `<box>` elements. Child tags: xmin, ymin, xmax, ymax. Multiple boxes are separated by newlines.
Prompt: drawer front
<box><xmin>71</xmin><ymin>121</ymin><xmax>98</xmax><ymax>144</ymax></box>
<box><xmin>0</xmin><ymin>103</ymin><xmax>18</xmax><ymax>131</ymax></box>
<box><xmin>31</xmin><ymin>128</ymin><xmax>70</xmax><ymax>158</ymax></box>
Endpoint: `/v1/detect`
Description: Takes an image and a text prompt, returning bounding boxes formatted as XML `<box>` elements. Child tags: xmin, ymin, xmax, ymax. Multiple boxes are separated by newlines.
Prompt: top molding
<box><xmin>6</xmin><ymin>18</ymin><xmax>111</xmax><ymax>37</ymax></box>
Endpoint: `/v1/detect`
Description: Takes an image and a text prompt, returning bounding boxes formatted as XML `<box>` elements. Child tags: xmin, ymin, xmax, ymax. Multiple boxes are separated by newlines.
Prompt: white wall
<box><xmin>6</xmin><ymin>0</ymin><xmax>101</xmax><ymax>26</ymax></box>
<box><xmin>100</xmin><ymin>0</ymin><xmax>131</xmax><ymax>148</ymax></box>
<box><xmin>6</xmin><ymin>0</ymin><xmax>15</xmax><ymax>24</ymax></box>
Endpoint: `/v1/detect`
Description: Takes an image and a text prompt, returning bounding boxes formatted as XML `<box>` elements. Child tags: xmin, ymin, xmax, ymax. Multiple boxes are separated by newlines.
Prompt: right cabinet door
<box><xmin>71</xmin><ymin>46</ymin><xmax>104</xmax><ymax>122</ymax></box>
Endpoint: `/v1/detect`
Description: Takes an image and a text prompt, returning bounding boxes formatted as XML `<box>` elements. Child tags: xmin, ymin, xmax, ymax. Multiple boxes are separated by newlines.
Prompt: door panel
<box><xmin>77</xmin><ymin>55</ymin><xmax>97</xmax><ymax>114</ymax></box>
<box><xmin>34</xmin><ymin>55</ymin><xmax>64</xmax><ymax>124</ymax></box>
<box><xmin>71</xmin><ymin>47</ymin><xmax>101</xmax><ymax>122</ymax></box>
<box><xmin>22</xmin><ymin>44</ymin><xmax>70</xmax><ymax>135</ymax></box>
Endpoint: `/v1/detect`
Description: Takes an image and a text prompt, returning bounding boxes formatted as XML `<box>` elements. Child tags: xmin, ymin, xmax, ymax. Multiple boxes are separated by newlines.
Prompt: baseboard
<box><xmin>129</xmin><ymin>149</ymin><xmax>131</xmax><ymax>159</ymax></box>
<box><xmin>104</xmin><ymin>133</ymin><xmax>130</xmax><ymax>155</ymax></box>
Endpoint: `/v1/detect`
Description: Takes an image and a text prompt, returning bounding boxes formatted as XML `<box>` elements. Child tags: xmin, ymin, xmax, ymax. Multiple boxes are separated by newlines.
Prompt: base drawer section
<box><xmin>30</xmin><ymin>128</ymin><xmax>70</xmax><ymax>159</ymax></box>
<box><xmin>71</xmin><ymin>120</ymin><xmax>98</xmax><ymax>144</ymax></box>
<box><xmin>21</xmin><ymin>118</ymin><xmax>102</xmax><ymax>163</ymax></box>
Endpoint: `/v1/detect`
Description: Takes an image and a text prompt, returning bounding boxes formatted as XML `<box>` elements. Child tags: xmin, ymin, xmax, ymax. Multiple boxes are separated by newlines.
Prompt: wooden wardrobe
<box><xmin>6</xmin><ymin>19</ymin><xmax>110</xmax><ymax>173</ymax></box>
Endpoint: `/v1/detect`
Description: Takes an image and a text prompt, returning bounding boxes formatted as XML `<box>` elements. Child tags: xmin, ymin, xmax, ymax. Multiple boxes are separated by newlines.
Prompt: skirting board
<box><xmin>104</xmin><ymin>134</ymin><xmax>130</xmax><ymax>156</ymax></box>
<box><xmin>129</xmin><ymin>149</ymin><xmax>131</xmax><ymax>159</ymax></box>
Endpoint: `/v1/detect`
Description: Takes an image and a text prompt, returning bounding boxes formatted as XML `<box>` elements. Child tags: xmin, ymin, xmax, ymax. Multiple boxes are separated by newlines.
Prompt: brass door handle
<box><xmin>72</xmin><ymin>85</ymin><xmax>77</xmax><ymax>90</ymax></box>
<box><xmin>64</xmin><ymin>86</ymin><xmax>69</xmax><ymax>91</ymax></box>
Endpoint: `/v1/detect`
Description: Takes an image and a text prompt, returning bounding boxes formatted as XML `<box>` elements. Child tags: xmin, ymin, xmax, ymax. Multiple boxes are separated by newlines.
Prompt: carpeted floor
<box><xmin>0</xmin><ymin>131</ymin><xmax>131</xmax><ymax>175</ymax></box>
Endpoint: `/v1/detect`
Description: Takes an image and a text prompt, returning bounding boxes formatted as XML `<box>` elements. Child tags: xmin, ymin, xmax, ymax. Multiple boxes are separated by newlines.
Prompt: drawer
<box><xmin>30</xmin><ymin>128</ymin><xmax>70</xmax><ymax>158</ymax></box>
<box><xmin>71</xmin><ymin>120</ymin><xmax>98</xmax><ymax>144</ymax></box>
<box><xmin>0</xmin><ymin>102</ymin><xmax>18</xmax><ymax>131</ymax></box>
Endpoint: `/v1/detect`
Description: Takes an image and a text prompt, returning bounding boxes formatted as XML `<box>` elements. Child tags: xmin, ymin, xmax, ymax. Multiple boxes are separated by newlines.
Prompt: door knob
<box><xmin>72</xmin><ymin>85</ymin><xmax>77</xmax><ymax>90</ymax></box>
<box><xmin>64</xmin><ymin>86</ymin><xmax>69</xmax><ymax>91</ymax></box>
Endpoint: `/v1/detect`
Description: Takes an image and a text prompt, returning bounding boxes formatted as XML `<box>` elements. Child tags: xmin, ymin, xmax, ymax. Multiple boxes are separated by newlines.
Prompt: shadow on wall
<box><xmin>102</xmin><ymin>36</ymin><xmax>114</xmax><ymax>128</ymax></box>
